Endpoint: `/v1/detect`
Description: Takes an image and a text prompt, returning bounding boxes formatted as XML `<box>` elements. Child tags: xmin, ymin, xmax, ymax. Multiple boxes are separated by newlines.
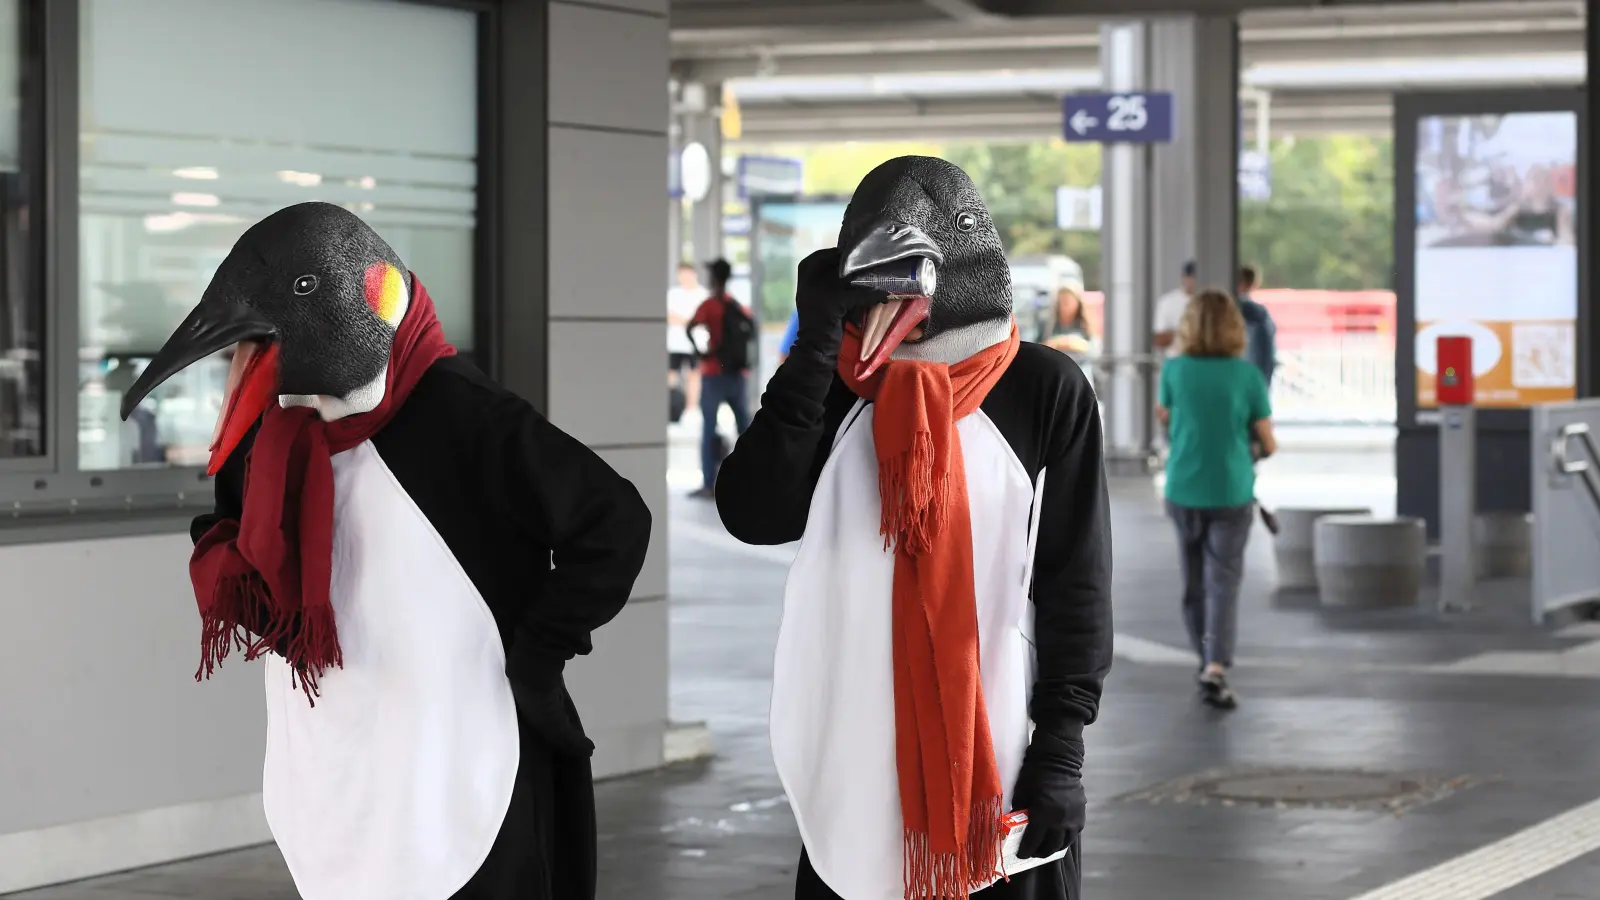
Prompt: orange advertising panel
<box><xmin>1414</xmin><ymin>110</ymin><xmax>1579</xmax><ymax>410</ymax></box>
<box><xmin>1416</xmin><ymin>320</ymin><xmax>1576</xmax><ymax>408</ymax></box>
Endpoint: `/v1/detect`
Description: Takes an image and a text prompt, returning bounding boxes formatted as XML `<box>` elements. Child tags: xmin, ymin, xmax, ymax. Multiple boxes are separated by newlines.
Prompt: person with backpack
<box><xmin>687</xmin><ymin>258</ymin><xmax>754</xmax><ymax>498</ymax></box>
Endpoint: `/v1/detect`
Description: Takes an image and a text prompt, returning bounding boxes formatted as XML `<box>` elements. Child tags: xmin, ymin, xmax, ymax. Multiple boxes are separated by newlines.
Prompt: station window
<box><xmin>77</xmin><ymin>0</ymin><xmax>478</xmax><ymax>472</ymax></box>
<box><xmin>0</xmin><ymin>0</ymin><xmax>42</xmax><ymax>461</ymax></box>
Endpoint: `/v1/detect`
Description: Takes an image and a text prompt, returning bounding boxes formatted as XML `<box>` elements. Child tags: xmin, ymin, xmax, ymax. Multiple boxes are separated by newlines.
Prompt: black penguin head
<box><xmin>118</xmin><ymin>201</ymin><xmax>412</xmax><ymax>473</ymax></box>
<box><xmin>837</xmin><ymin>156</ymin><xmax>1011</xmax><ymax>377</ymax></box>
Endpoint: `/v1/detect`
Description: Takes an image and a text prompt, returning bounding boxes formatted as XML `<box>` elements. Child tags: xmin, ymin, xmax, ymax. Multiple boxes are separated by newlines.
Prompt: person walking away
<box><xmin>1236</xmin><ymin>266</ymin><xmax>1280</xmax><ymax>534</ymax></box>
<box><xmin>667</xmin><ymin>262</ymin><xmax>703</xmax><ymax>421</ymax></box>
<box><xmin>1158</xmin><ymin>290</ymin><xmax>1277</xmax><ymax>710</ymax></box>
<box><xmin>686</xmin><ymin>259</ymin><xmax>753</xmax><ymax>498</ymax></box>
<box><xmin>1151</xmin><ymin>260</ymin><xmax>1196</xmax><ymax>358</ymax></box>
<box><xmin>1043</xmin><ymin>276</ymin><xmax>1096</xmax><ymax>384</ymax></box>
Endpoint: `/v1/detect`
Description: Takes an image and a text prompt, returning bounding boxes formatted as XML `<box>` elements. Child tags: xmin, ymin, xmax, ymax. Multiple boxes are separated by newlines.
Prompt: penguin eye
<box><xmin>954</xmin><ymin>211</ymin><xmax>977</xmax><ymax>233</ymax></box>
<box><xmin>292</xmin><ymin>274</ymin><xmax>319</xmax><ymax>296</ymax></box>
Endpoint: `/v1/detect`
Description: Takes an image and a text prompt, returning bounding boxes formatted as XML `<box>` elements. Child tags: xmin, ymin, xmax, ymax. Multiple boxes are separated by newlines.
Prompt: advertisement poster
<box><xmin>1414</xmin><ymin>110</ymin><xmax>1578</xmax><ymax>408</ymax></box>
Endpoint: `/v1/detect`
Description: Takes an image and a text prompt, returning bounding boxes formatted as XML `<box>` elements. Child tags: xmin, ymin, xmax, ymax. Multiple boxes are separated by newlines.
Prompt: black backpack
<box><xmin>714</xmin><ymin>298</ymin><xmax>754</xmax><ymax>372</ymax></box>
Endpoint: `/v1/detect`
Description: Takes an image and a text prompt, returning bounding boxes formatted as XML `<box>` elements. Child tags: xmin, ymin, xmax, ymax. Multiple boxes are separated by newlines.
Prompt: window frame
<box><xmin>0</xmin><ymin>0</ymin><xmax>500</xmax><ymax>529</ymax></box>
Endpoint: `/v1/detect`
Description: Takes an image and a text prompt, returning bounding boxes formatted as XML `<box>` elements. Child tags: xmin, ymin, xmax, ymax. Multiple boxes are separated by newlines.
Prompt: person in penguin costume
<box><xmin>118</xmin><ymin>201</ymin><xmax>652</xmax><ymax>900</ymax></box>
<box><xmin>717</xmin><ymin>156</ymin><xmax>1113</xmax><ymax>900</ymax></box>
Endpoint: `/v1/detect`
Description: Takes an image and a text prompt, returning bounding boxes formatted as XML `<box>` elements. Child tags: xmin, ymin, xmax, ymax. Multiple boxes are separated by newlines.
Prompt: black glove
<box><xmin>1010</xmin><ymin>731</ymin><xmax>1087</xmax><ymax>860</ymax></box>
<box><xmin>785</xmin><ymin>247</ymin><xmax>888</xmax><ymax>370</ymax></box>
<box><xmin>510</xmin><ymin>680</ymin><xmax>595</xmax><ymax>759</ymax></box>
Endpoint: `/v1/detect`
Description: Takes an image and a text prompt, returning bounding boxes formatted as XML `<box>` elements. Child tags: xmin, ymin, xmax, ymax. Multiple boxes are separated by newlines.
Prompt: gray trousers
<box><xmin>1165</xmin><ymin>500</ymin><xmax>1254</xmax><ymax>668</ymax></box>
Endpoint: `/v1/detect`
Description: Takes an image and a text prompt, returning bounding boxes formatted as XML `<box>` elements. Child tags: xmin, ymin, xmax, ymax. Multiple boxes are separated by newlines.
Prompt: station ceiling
<box><xmin>669</xmin><ymin>0</ymin><xmax>1586</xmax><ymax>142</ymax></box>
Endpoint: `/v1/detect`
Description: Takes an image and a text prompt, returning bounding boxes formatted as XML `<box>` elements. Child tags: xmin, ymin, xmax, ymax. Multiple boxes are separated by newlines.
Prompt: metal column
<box><xmin>681</xmin><ymin>85</ymin><xmax>724</xmax><ymax>269</ymax></box>
<box><xmin>1098</xmin><ymin>21</ymin><xmax>1152</xmax><ymax>472</ymax></box>
<box><xmin>1438</xmin><ymin>404</ymin><xmax>1477</xmax><ymax>611</ymax></box>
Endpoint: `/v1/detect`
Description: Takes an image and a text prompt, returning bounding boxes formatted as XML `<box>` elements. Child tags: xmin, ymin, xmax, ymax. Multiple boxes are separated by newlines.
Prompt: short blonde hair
<box><xmin>1178</xmin><ymin>289</ymin><xmax>1247</xmax><ymax>358</ymax></box>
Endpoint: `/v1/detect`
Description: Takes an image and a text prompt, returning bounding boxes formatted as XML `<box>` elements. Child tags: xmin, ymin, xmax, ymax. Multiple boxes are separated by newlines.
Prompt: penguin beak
<box><xmin>120</xmin><ymin>294</ymin><xmax>279</xmax><ymax>475</ymax></box>
<box><xmin>839</xmin><ymin>220</ymin><xmax>943</xmax><ymax>380</ymax></box>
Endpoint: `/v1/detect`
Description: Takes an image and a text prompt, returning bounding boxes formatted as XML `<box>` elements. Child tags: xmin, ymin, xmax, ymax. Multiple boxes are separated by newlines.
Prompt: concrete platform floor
<box><xmin>12</xmin><ymin>430</ymin><xmax>1600</xmax><ymax>899</ymax></box>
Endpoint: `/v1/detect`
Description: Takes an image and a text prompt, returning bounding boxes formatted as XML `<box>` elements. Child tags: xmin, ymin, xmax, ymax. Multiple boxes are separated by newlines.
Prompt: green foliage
<box><xmin>735</xmin><ymin>132</ymin><xmax>1395</xmax><ymax>292</ymax></box>
<box><xmin>1238</xmin><ymin>135</ymin><xmax>1394</xmax><ymax>291</ymax></box>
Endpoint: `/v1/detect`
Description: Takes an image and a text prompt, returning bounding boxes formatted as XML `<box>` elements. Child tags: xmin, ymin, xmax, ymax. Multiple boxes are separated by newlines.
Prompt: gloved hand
<box><xmin>1010</xmin><ymin>731</ymin><xmax>1087</xmax><ymax>860</ymax></box>
<box><xmin>786</xmin><ymin>247</ymin><xmax>889</xmax><ymax>368</ymax></box>
<box><xmin>510</xmin><ymin>680</ymin><xmax>595</xmax><ymax>759</ymax></box>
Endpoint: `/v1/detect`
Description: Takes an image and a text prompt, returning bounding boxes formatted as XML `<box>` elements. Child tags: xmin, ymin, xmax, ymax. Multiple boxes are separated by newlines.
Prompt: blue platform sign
<box><xmin>1062</xmin><ymin>92</ymin><xmax>1174</xmax><ymax>143</ymax></box>
<box><xmin>737</xmin><ymin>155</ymin><xmax>805</xmax><ymax>199</ymax></box>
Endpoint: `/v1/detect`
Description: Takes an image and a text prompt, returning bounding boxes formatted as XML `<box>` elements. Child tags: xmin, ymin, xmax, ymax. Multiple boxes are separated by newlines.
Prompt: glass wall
<box><xmin>78</xmin><ymin>0</ymin><xmax>477</xmax><ymax>471</ymax></box>
<box><xmin>0</xmin><ymin>0</ymin><xmax>39</xmax><ymax>460</ymax></box>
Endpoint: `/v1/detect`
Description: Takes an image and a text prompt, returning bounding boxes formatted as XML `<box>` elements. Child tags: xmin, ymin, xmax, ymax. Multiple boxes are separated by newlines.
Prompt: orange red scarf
<box><xmin>837</xmin><ymin>321</ymin><xmax>1021</xmax><ymax>900</ymax></box>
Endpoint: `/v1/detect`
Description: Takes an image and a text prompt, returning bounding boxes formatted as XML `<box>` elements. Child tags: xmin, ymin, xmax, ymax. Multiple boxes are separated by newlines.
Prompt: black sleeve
<box><xmin>189</xmin><ymin>421</ymin><xmax>258</xmax><ymax>544</ymax></box>
<box><xmin>1029</xmin><ymin>369</ymin><xmax>1114</xmax><ymax>743</ymax></box>
<box><xmin>489</xmin><ymin>396</ymin><xmax>654</xmax><ymax>690</ymax></box>
<box><xmin>715</xmin><ymin>360</ymin><xmax>859</xmax><ymax>545</ymax></box>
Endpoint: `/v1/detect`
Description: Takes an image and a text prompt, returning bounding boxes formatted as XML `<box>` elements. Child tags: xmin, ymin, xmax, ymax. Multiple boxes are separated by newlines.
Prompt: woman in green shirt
<box><xmin>1157</xmin><ymin>290</ymin><xmax>1277</xmax><ymax>710</ymax></box>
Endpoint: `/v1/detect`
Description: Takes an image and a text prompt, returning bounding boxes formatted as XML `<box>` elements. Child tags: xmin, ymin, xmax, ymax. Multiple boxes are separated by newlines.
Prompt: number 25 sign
<box><xmin>1062</xmin><ymin>92</ymin><xmax>1174</xmax><ymax>144</ymax></box>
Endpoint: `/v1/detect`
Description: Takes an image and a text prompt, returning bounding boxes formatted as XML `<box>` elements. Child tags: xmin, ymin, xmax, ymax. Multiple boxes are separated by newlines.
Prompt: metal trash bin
<box><xmin>1313</xmin><ymin>515</ymin><xmax>1427</xmax><ymax>608</ymax></box>
<box><xmin>1272</xmin><ymin>507</ymin><xmax>1374</xmax><ymax>589</ymax></box>
<box><xmin>1475</xmin><ymin>512</ymin><xmax>1532</xmax><ymax>579</ymax></box>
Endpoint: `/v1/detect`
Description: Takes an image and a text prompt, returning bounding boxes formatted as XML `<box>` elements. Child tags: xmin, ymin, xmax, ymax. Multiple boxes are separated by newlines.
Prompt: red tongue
<box><xmin>855</xmin><ymin>294</ymin><xmax>931</xmax><ymax>381</ymax></box>
<box><xmin>208</xmin><ymin>342</ymin><xmax>280</xmax><ymax>476</ymax></box>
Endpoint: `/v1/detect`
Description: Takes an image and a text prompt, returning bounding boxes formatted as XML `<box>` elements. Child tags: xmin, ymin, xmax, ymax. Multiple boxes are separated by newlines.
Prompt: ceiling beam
<box><xmin>732</xmin><ymin>112</ymin><xmax>1391</xmax><ymax>144</ymax></box>
<box><xmin>677</xmin><ymin>28</ymin><xmax>1580</xmax><ymax>81</ymax></box>
<box><xmin>671</xmin><ymin>2</ymin><xmax>1578</xmax><ymax>54</ymax></box>
<box><xmin>921</xmin><ymin>0</ymin><xmax>1010</xmax><ymax>23</ymax></box>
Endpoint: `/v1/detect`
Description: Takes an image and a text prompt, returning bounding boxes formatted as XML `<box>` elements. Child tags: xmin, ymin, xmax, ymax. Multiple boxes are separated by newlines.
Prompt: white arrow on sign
<box><xmin>1068</xmin><ymin>108</ymin><xmax>1099</xmax><ymax>136</ymax></box>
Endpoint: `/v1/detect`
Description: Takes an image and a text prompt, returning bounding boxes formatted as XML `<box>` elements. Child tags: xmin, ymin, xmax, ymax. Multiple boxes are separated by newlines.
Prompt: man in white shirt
<box><xmin>1152</xmin><ymin>259</ymin><xmax>1196</xmax><ymax>357</ymax></box>
<box><xmin>667</xmin><ymin>262</ymin><xmax>704</xmax><ymax>413</ymax></box>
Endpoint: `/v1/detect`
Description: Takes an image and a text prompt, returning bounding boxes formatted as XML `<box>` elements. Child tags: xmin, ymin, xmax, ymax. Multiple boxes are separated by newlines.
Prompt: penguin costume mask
<box><xmin>121</xmin><ymin>201</ymin><xmax>652</xmax><ymax>900</ymax></box>
<box><xmin>716</xmin><ymin>157</ymin><xmax>1113</xmax><ymax>900</ymax></box>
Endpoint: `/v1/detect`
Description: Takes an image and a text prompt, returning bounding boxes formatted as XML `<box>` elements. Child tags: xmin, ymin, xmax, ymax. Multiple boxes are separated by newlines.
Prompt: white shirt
<box><xmin>1152</xmin><ymin>289</ymin><xmax>1191</xmax><ymax>358</ymax></box>
<box><xmin>667</xmin><ymin>286</ymin><xmax>702</xmax><ymax>355</ymax></box>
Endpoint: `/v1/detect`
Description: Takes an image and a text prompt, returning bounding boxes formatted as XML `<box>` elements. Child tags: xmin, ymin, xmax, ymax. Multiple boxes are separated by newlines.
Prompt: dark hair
<box><xmin>706</xmin><ymin>258</ymin><xmax>732</xmax><ymax>289</ymax></box>
<box><xmin>1238</xmin><ymin>265</ymin><xmax>1258</xmax><ymax>290</ymax></box>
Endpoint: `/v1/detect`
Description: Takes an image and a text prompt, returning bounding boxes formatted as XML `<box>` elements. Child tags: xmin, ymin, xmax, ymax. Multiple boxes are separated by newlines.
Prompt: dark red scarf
<box><xmin>189</xmin><ymin>275</ymin><xmax>455</xmax><ymax>701</ymax></box>
<box><xmin>837</xmin><ymin>323</ymin><xmax>1021</xmax><ymax>900</ymax></box>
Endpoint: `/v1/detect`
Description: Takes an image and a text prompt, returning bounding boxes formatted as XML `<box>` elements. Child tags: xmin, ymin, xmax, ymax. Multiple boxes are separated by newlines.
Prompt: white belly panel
<box><xmin>770</xmin><ymin>402</ymin><xmax>1038</xmax><ymax>900</ymax></box>
<box><xmin>262</xmin><ymin>441</ymin><xmax>520</xmax><ymax>900</ymax></box>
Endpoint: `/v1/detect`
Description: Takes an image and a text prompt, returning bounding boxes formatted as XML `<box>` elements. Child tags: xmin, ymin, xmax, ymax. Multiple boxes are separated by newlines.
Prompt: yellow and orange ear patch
<box><xmin>363</xmin><ymin>261</ymin><xmax>406</xmax><ymax>325</ymax></box>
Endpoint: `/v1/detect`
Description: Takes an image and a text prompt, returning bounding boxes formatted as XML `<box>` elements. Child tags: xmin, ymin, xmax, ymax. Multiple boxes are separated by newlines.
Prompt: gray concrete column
<box><xmin>681</xmin><ymin>88</ymin><xmax>724</xmax><ymax>268</ymax></box>
<box><xmin>1098</xmin><ymin>15</ymin><xmax>1239</xmax><ymax>472</ymax></box>
<box><xmin>1149</xmin><ymin>15</ymin><xmax>1239</xmax><ymax>296</ymax></box>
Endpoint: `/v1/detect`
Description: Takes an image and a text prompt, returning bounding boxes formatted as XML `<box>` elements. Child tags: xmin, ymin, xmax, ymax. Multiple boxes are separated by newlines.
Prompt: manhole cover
<box><xmin>1117</xmin><ymin>767</ymin><xmax>1486</xmax><ymax>813</ymax></box>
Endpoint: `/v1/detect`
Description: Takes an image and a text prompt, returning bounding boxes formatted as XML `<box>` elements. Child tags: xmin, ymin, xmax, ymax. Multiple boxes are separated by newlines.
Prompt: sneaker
<box><xmin>1259</xmin><ymin>505</ymin><xmax>1280</xmax><ymax>535</ymax></box>
<box><xmin>1198</xmin><ymin>670</ymin><xmax>1238</xmax><ymax>709</ymax></box>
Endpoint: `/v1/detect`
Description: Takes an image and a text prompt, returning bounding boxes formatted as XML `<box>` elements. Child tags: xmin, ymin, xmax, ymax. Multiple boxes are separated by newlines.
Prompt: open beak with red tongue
<box><xmin>119</xmin><ymin>294</ymin><xmax>279</xmax><ymax>475</ymax></box>
<box><xmin>839</xmin><ymin>220</ymin><xmax>943</xmax><ymax>381</ymax></box>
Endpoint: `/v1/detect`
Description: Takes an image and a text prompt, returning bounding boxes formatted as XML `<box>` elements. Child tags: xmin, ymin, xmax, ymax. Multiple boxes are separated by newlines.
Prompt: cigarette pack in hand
<box><xmin>978</xmin><ymin>810</ymin><xmax>1070</xmax><ymax>890</ymax></box>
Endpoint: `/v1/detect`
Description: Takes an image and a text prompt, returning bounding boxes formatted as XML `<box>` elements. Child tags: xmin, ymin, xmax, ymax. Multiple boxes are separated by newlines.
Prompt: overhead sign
<box><xmin>737</xmin><ymin>155</ymin><xmax>804</xmax><ymax>198</ymax></box>
<box><xmin>668</xmin><ymin>149</ymin><xmax>681</xmax><ymax>199</ymax></box>
<box><xmin>1238</xmin><ymin>149</ymin><xmax>1271</xmax><ymax>201</ymax></box>
<box><xmin>1062</xmin><ymin>92</ymin><xmax>1174</xmax><ymax>144</ymax></box>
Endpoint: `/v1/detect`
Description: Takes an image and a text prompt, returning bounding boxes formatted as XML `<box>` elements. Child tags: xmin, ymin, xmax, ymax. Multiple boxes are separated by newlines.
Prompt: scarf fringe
<box><xmin>197</xmin><ymin>572</ymin><xmax>343</xmax><ymax>706</ymax></box>
<box><xmin>878</xmin><ymin>431</ymin><xmax>950</xmax><ymax>556</ymax></box>
<box><xmin>902</xmin><ymin>795</ymin><xmax>1006</xmax><ymax>899</ymax></box>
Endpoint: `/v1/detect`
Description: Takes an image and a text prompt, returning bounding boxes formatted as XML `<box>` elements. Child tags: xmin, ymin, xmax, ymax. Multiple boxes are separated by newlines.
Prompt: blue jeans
<box><xmin>700</xmin><ymin>372</ymin><xmax>749</xmax><ymax>490</ymax></box>
<box><xmin>1165</xmin><ymin>500</ymin><xmax>1254</xmax><ymax>668</ymax></box>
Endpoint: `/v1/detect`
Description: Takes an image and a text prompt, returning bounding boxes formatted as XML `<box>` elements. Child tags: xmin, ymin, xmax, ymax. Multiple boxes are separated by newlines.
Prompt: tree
<box><xmin>734</xmin><ymin>132</ymin><xmax>1395</xmax><ymax>293</ymax></box>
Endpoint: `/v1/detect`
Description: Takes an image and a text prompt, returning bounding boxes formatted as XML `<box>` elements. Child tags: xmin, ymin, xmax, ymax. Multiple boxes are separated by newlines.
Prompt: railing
<box><xmin>1550</xmin><ymin>422</ymin><xmax>1600</xmax><ymax>514</ymax></box>
<box><xmin>1271</xmin><ymin>334</ymin><xmax>1396</xmax><ymax>425</ymax></box>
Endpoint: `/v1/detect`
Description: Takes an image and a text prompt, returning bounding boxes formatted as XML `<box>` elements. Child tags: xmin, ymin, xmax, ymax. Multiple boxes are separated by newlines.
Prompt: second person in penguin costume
<box><xmin>717</xmin><ymin>156</ymin><xmax>1114</xmax><ymax>900</ymax></box>
<box><xmin>119</xmin><ymin>201</ymin><xmax>652</xmax><ymax>900</ymax></box>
